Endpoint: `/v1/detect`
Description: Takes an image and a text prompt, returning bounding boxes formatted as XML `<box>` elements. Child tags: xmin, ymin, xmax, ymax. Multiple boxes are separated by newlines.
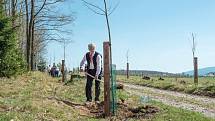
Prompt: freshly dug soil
<box><xmin>48</xmin><ymin>97</ymin><xmax>160</xmax><ymax>120</ymax></box>
<box><xmin>84</xmin><ymin>101</ymin><xmax>160</xmax><ymax>120</ymax></box>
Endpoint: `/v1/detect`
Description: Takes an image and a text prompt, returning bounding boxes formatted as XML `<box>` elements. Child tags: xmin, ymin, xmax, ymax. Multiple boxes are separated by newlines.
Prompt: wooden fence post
<box><xmin>62</xmin><ymin>60</ymin><xmax>65</xmax><ymax>82</ymax></box>
<box><xmin>127</xmin><ymin>62</ymin><xmax>129</xmax><ymax>79</ymax></box>
<box><xmin>194</xmin><ymin>57</ymin><xmax>198</xmax><ymax>84</ymax></box>
<box><xmin>103</xmin><ymin>42</ymin><xmax>111</xmax><ymax>117</ymax></box>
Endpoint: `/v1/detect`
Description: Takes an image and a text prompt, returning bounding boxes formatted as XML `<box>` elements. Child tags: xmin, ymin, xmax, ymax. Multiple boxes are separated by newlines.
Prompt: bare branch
<box><xmin>108</xmin><ymin>0</ymin><xmax>120</xmax><ymax>16</ymax></box>
<box><xmin>34</xmin><ymin>0</ymin><xmax>47</xmax><ymax>18</ymax></box>
<box><xmin>83</xmin><ymin>3</ymin><xmax>105</xmax><ymax>15</ymax></box>
<box><xmin>191</xmin><ymin>33</ymin><xmax>197</xmax><ymax>58</ymax></box>
<box><xmin>81</xmin><ymin>0</ymin><xmax>105</xmax><ymax>13</ymax></box>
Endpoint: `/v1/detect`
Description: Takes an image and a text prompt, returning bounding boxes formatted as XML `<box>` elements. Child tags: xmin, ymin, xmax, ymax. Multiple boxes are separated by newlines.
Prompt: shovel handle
<box><xmin>85</xmin><ymin>72</ymin><xmax>103</xmax><ymax>82</ymax></box>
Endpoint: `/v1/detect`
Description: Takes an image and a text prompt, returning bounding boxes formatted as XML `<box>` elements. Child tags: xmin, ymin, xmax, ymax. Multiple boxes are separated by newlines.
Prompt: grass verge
<box><xmin>0</xmin><ymin>72</ymin><xmax>214</xmax><ymax>121</ymax></box>
<box><xmin>117</xmin><ymin>75</ymin><xmax>215</xmax><ymax>98</ymax></box>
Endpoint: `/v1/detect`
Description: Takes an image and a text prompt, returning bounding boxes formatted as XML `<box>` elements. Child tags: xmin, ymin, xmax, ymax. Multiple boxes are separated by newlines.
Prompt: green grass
<box><xmin>0</xmin><ymin>72</ymin><xmax>89</xmax><ymax>121</ymax></box>
<box><xmin>0</xmin><ymin>72</ymin><xmax>214</xmax><ymax>121</ymax></box>
<box><xmin>151</xmin><ymin>101</ymin><xmax>214</xmax><ymax>121</ymax></box>
<box><xmin>127</xmin><ymin>93</ymin><xmax>214</xmax><ymax>121</ymax></box>
<box><xmin>117</xmin><ymin>75</ymin><xmax>215</xmax><ymax>97</ymax></box>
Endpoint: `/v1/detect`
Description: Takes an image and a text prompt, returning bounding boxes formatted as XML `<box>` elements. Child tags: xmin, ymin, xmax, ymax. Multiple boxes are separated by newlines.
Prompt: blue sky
<box><xmin>47</xmin><ymin>0</ymin><xmax>215</xmax><ymax>73</ymax></box>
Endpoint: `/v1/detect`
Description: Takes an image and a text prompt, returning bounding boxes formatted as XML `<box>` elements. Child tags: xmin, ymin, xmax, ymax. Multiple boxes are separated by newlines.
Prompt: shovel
<box><xmin>85</xmin><ymin>72</ymin><xmax>104</xmax><ymax>83</ymax></box>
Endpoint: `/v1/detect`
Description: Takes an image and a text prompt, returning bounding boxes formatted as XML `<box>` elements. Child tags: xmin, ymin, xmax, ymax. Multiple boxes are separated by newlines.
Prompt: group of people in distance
<box><xmin>48</xmin><ymin>63</ymin><xmax>67</xmax><ymax>77</ymax></box>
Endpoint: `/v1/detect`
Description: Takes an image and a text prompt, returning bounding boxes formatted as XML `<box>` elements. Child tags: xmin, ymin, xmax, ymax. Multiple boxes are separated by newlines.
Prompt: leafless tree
<box><xmin>2</xmin><ymin>0</ymin><xmax>75</xmax><ymax>70</ymax></box>
<box><xmin>126</xmin><ymin>49</ymin><xmax>129</xmax><ymax>79</ymax></box>
<box><xmin>81</xmin><ymin>0</ymin><xmax>119</xmax><ymax>75</ymax></box>
<box><xmin>191</xmin><ymin>33</ymin><xmax>198</xmax><ymax>84</ymax></box>
<box><xmin>81</xmin><ymin>1</ymin><xmax>119</xmax><ymax>116</ymax></box>
<box><xmin>22</xmin><ymin>0</ymin><xmax>74</xmax><ymax>70</ymax></box>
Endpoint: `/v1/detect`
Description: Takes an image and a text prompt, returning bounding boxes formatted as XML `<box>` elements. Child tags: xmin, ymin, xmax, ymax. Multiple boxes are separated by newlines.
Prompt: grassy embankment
<box><xmin>117</xmin><ymin>75</ymin><xmax>215</xmax><ymax>97</ymax></box>
<box><xmin>0</xmin><ymin>72</ymin><xmax>214</xmax><ymax>121</ymax></box>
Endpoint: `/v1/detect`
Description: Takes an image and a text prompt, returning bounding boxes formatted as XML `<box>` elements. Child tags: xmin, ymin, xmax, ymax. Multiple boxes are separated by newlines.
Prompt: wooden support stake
<box><xmin>62</xmin><ymin>60</ymin><xmax>65</xmax><ymax>82</ymax></box>
<box><xmin>103</xmin><ymin>42</ymin><xmax>111</xmax><ymax>117</ymax></box>
<box><xmin>194</xmin><ymin>57</ymin><xmax>198</xmax><ymax>84</ymax></box>
<box><xmin>127</xmin><ymin>63</ymin><xmax>129</xmax><ymax>79</ymax></box>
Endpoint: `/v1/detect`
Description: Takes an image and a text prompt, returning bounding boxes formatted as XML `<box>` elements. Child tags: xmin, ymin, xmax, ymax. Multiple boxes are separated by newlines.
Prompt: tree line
<box><xmin>0</xmin><ymin>0</ymin><xmax>74</xmax><ymax>77</ymax></box>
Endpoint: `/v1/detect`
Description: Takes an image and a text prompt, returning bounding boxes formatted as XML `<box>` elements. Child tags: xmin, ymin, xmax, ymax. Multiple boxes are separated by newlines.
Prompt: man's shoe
<box><xmin>95</xmin><ymin>98</ymin><xmax>100</xmax><ymax>104</ymax></box>
<box><xmin>85</xmin><ymin>100</ymin><xmax>92</xmax><ymax>105</ymax></box>
<box><xmin>95</xmin><ymin>101</ymin><xmax>100</xmax><ymax>104</ymax></box>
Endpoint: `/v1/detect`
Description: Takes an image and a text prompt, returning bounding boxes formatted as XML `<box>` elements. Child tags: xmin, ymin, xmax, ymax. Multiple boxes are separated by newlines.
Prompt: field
<box><xmin>0</xmin><ymin>72</ymin><xmax>214</xmax><ymax>121</ymax></box>
<box><xmin>117</xmin><ymin>75</ymin><xmax>215</xmax><ymax>98</ymax></box>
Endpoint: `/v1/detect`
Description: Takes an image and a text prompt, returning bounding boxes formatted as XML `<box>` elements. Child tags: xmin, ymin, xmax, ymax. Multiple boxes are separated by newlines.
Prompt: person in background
<box><xmin>55</xmin><ymin>67</ymin><xmax>59</xmax><ymax>77</ymax></box>
<box><xmin>51</xmin><ymin>63</ymin><xmax>56</xmax><ymax>77</ymax></box>
<box><xmin>48</xmin><ymin>65</ymin><xmax>51</xmax><ymax>75</ymax></box>
<box><xmin>80</xmin><ymin>43</ymin><xmax>102</xmax><ymax>104</ymax></box>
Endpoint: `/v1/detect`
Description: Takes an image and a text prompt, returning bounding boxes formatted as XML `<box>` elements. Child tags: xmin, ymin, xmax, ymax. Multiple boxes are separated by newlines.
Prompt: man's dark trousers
<box><xmin>86</xmin><ymin>69</ymin><xmax>101</xmax><ymax>102</ymax></box>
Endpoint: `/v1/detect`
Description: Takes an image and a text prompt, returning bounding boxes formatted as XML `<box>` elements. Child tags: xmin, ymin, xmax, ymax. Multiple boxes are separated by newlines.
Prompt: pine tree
<box><xmin>0</xmin><ymin>1</ymin><xmax>26</xmax><ymax>77</ymax></box>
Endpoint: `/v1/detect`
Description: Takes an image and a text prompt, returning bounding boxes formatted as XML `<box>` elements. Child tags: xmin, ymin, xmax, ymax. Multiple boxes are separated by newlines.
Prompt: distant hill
<box><xmin>183</xmin><ymin>67</ymin><xmax>215</xmax><ymax>76</ymax></box>
<box><xmin>116</xmin><ymin>70</ymin><xmax>178</xmax><ymax>77</ymax></box>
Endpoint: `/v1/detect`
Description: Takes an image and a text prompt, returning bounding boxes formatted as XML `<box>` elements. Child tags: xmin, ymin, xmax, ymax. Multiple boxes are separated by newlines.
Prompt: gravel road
<box><xmin>123</xmin><ymin>83</ymin><xmax>215</xmax><ymax>119</ymax></box>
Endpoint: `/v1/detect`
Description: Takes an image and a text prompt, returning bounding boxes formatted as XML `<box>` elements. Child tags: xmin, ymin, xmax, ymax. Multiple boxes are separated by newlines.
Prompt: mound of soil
<box><xmin>48</xmin><ymin>97</ymin><xmax>160</xmax><ymax>120</ymax></box>
<box><xmin>116</xmin><ymin>83</ymin><xmax>124</xmax><ymax>89</ymax></box>
<box><xmin>116</xmin><ymin>103</ymin><xmax>160</xmax><ymax>120</ymax></box>
<box><xmin>84</xmin><ymin>102</ymin><xmax>160</xmax><ymax>120</ymax></box>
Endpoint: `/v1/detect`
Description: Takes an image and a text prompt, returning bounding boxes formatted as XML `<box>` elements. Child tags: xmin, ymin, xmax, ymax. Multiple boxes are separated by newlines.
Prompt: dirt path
<box><xmin>123</xmin><ymin>83</ymin><xmax>215</xmax><ymax>119</ymax></box>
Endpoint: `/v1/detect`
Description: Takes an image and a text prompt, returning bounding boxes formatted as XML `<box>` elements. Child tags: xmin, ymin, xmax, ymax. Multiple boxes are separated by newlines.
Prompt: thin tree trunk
<box><xmin>4</xmin><ymin>0</ymin><xmax>7</xmax><ymax>16</ymax></box>
<box><xmin>8</xmin><ymin>0</ymin><xmax>11</xmax><ymax>16</ymax></box>
<box><xmin>11</xmin><ymin>0</ymin><xmax>16</xmax><ymax>26</ymax></box>
<box><xmin>31</xmin><ymin>18</ymin><xmax>35</xmax><ymax>70</ymax></box>
<box><xmin>29</xmin><ymin>0</ymin><xmax>35</xmax><ymax>70</ymax></box>
<box><xmin>25</xmin><ymin>0</ymin><xmax>31</xmax><ymax>71</ymax></box>
<box><xmin>103</xmin><ymin>0</ymin><xmax>113</xmax><ymax>74</ymax></box>
<box><xmin>18</xmin><ymin>0</ymin><xmax>24</xmax><ymax>49</ymax></box>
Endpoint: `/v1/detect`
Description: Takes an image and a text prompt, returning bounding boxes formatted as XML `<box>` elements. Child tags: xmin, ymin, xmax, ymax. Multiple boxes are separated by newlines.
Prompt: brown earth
<box><xmin>47</xmin><ymin>97</ymin><xmax>160</xmax><ymax>120</ymax></box>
